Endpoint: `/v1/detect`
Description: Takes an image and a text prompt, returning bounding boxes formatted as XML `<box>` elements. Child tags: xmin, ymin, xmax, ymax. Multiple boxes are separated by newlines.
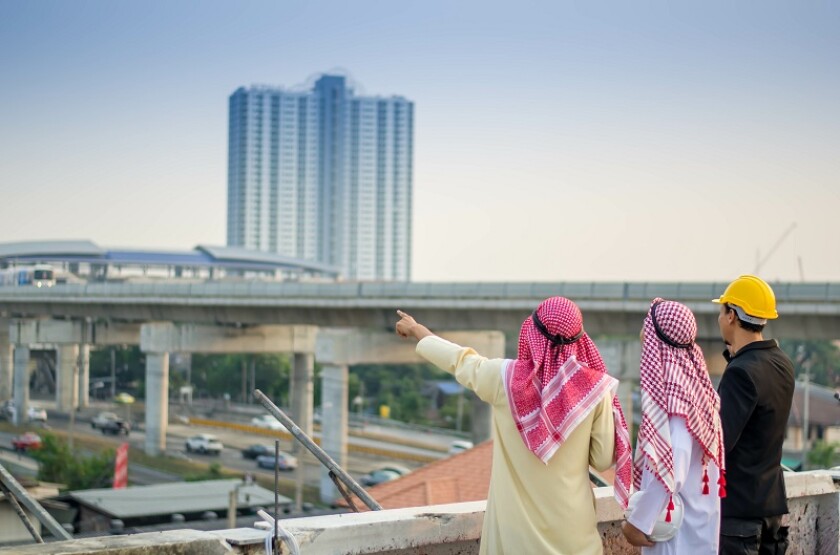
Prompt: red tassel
<box><xmin>703</xmin><ymin>482</ymin><xmax>710</xmax><ymax>495</ymax></box>
<box><xmin>718</xmin><ymin>472</ymin><xmax>727</xmax><ymax>498</ymax></box>
<box><xmin>665</xmin><ymin>496</ymin><xmax>674</xmax><ymax>523</ymax></box>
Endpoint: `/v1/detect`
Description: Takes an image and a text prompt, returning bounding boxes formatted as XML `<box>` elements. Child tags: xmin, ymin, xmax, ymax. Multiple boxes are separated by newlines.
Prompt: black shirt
<box><xmin>718</xmin><ymin>339</ymin><xmax>795</xmax><ymax>519</ymax></box>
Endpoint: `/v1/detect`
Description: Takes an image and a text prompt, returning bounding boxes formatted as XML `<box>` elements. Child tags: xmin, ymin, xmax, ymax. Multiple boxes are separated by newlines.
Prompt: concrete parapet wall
<box><xmin>2</xmin><ymin>472</ymin><xmax>837</xmax><ymax>555</ymax></box>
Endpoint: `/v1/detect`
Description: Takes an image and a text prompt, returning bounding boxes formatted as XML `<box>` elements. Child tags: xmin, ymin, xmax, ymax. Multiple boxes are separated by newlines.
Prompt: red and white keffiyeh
<box><xmin>504</xmin><ymin>296</ymin><xmax>632</xmax><ymax>509</ymax></box>
<box><xmin>634</xmin><ymin>298</ymin><xmax>726</xmax><ymax>503</ymax></box>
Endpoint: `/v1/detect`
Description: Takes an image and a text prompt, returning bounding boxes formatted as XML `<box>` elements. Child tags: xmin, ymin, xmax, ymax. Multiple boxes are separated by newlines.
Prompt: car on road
<box><xmin>2</xmin><ymin>401</ymin><xmax>47</xmax><ymax>423</ymax></box>
<box><xmin>114</xmin><ymin>392</ymin><xmax>135</xmax><ymax>405</ymax></box>
<box><xmin>256</xmin><ymin>451</ymin><xmax>298</xmax><ymax>471</ymax></box>
<box><xmin>360</xmin><ymin>469</ymin><xmax>402</xmax><ymax>487</ymax></box>
<box><xmin>448</xmin><ymin>440</ymin><xmax>474</xmax><ymax>455</ymax></box>
<box><xmin>241</xmin><ymin>444</ymin><xmax>274</xmax><ymax>460</ymax></box>
<box><xmin>91</xmin><ymin>412</ymin><xmax>130</xmax><ymax>435</ymax></box>
<box><xmin>185</xmin><ymin>434</ymin><xmax>223</xmax><ymax>455</ymax></box>
<box><xmin>375</xmin><ymin>464</ymin><xmax>412</xmax><ymax>476</ymax></box>
<box><xmin>250</xmin><ymin>414</ymin><xmax>288</xmax><ymax>432</ymax></box>
<box><xmin>28</xmin><ymin>405</ymin><xmax>47</xmax><ymax>422</ymax></box>
<box><xmin>12</xmin><ymin>432</ymin><xmax>42</xmax><ymax>452</ymax></box>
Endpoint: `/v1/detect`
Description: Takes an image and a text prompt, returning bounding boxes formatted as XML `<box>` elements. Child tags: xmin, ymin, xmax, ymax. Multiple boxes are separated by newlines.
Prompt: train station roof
<box><xmin>0</xmin><ymin>239</ymin><xmax>341</xmax><ymax>277</ymax></box>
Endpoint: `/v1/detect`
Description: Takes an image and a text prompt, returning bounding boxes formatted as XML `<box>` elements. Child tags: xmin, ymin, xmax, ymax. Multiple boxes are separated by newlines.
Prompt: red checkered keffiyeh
<box><xmin>504</xmin><ymin>297</ymin><xmax>632</xmax><ymax>509</ymax></box>
<box><xmin>634</xmin><ymin>298</ymin><xmax>726</xmax><ymax>504</ymax></box>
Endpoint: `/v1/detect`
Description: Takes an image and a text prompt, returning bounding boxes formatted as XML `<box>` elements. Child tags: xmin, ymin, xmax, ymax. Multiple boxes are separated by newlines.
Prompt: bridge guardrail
<box><xmin>2</xmin><ymin>280</ymin><xmax>840</xmax><ymax>303</ymax></box>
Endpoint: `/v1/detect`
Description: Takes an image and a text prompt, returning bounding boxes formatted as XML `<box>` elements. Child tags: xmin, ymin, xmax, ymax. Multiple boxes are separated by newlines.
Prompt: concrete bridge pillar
<box><xmin>78</xmin><ymin>344</ymin><xmax>90</xmax><ymax>408</ymax></box>
<box><xmin>56</xmin><ymin>344</ymin><xmax>80</xmax><ymax>413</ymax></box>
<box><xmin>12</xmin><ymin>346</ymin><xmax>30</xmax><ymax>424</ymax></box>
<box><xmin>144</xmin><ymin>352</ymin><xmax>170</xmax><ymax>456</ymax></box>
<box><xmin>319</xmin><ymin>363</ymin><xmax>348</xmax><ymax>503</ymax></box>
<box><xmin>0</xmin><ymin>320</ymin><xmax>12</xmax><ymax>401</ymax></box>
<box><xmin>291</xmin><ymin>353</ymin><xmax>315</xmax><ymax>443</ymax></box>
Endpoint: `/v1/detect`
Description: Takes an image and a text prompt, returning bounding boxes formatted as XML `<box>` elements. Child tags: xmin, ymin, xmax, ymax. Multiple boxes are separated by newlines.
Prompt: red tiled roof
<box><xmin>339</xmin><ymin>440</ymin><xmax>615</xmax><ymax>511</ymax></box>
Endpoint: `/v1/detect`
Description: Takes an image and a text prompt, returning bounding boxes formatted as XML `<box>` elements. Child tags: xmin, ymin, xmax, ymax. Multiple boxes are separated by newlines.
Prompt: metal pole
<box><xmin>274</xmin><ymin>440</ymin><xmax>279</xmax><ymax>550</ymax></box>
<box><xmin>69</xmin><ymin>348</ymin><xmax>79</xmax><ymax>452</ymax></box>
<box><xmin>241</xmin><ymin>360</ymin><xmax>247</xmax><ymax>404</ymax></box>
<box><xmin>0</xmin><ymin>481</ymin><xmax>43</xmax><ymax>543</ymax></box>
<box><xmin>254</xmin><ymin>389</ymin><xmax>382</xmax><ymax>511</ymax></box>
<box><xmin>0</xmin><ymin>463</ymin><xmax>72</xmax><ymax>540</ymax></box>
<box><xmin>456</xmin><ymin>390</ymin><xmax>464</xmax><ymax>432</ymax></box>
<box><xmin>228</xmin><ymin>488</ymin><xmax>237</xmax><ymax>529</ymax></box>
<box><xmin>803</xmin><ymin>364</ymin><xmax>811</xmax><ymax>466</ymax></box>
<box><xmin>249</xmin><ymin>357</ymin><xmax>256</xmax><ymax>405</ymax></box>
<box><xmin>110</xmin><ymin>348</ymin><xmax>116</xmax><ymax>399</ymax></box>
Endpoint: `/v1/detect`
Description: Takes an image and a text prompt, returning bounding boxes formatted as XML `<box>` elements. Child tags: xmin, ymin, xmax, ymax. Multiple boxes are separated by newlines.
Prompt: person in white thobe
<box><xmin>627</xmin><ymin>417</ymin><xmax>721</xmax><ymax>554</ymax></box>
<box><xmin>622</xmin><ymin>299</ymin><xmax>725</xmax><ymax>553</ymax></box>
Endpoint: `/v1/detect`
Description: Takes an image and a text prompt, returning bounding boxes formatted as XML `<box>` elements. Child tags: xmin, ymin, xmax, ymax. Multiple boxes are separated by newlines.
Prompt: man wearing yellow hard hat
<box><xmin>713</xmin><ymin>275</ymin><xmax>794</xmax><ymax>555</ymax></box>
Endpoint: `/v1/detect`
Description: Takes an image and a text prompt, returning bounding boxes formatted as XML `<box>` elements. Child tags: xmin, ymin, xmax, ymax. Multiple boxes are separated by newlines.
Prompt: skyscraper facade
<box><xmin>227</xmin><ymin>75</ymin><xmax>413</xmax><ymax>281</ymax></box>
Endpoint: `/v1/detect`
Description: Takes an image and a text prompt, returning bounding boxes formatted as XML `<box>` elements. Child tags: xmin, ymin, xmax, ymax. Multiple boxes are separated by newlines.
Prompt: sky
<box><xmin>0</xmin><ymin>0</ymin><xmax>838</xmax><ymax>282</ymax></box>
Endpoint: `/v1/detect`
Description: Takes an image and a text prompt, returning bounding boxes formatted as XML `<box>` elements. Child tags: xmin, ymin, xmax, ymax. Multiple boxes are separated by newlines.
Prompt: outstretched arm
<box><xmin>396</xmin><ymin>310</ymin><xmax>505</xmax><ymax>406</ymax></box>
<box><xmin>395</xmin><ymin>310</ymin><xmax>434</xmax><ymax>341</ymax></box>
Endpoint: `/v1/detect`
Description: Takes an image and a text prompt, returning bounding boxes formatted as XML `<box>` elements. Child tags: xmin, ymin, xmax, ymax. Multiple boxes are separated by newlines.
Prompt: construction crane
<box><xmin>754</xmin><ymin>222</ymin><xmax>798</xmax><ymax>275</ymax></box>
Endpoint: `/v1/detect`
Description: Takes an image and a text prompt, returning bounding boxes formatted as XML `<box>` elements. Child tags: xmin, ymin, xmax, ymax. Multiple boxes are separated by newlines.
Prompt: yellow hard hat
<box><xmin>712</xmin><ymin>275</ymin><xmax>778</xmax><ymax>320</ymax></box>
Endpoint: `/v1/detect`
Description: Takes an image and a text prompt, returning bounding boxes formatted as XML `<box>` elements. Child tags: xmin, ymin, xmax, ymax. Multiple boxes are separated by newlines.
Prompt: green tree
<box><xmin>192</xmin><ymin>353</ymin><xmax>291</xmax><ymax>403</ymax></box>
<box><xmin>32</xmin><ymin>434</ymin><xmax>115</xmax><ymax>491</ymax></box>
<box><xmin>807</xmin><ymin>439</ymin><xmax>839</xmax><ymax>469</ymax></box>
<box><xmin>779</xmin><ymin>340</ymin><xmax>840</xmax><ymax>387</ymax></box>
<box><xmin>349</xmin><ymin>363</ymin><xmax>451</xmax><ymax>424</ymax></box>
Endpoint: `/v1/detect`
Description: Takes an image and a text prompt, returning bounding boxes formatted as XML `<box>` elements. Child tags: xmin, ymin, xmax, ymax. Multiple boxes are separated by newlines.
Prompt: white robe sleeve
<box><xmin>627</xmin><ymin>417</ymin><xmax>693</xmax><ymax>535</ymax></box>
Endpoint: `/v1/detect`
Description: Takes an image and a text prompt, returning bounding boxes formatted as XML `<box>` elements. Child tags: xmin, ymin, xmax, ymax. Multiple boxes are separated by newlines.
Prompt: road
<box><xmin>4</xmin><ymin>405</ymin><xmax>457</xmax><ymax>488</ymax></box>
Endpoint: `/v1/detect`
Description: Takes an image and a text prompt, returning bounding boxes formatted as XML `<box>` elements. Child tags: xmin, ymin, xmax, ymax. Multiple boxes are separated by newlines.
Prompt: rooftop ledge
<box><xmin>3</xmin><ymin>471</ymin><xmax>838</xmax><ymax>555</ymax></box>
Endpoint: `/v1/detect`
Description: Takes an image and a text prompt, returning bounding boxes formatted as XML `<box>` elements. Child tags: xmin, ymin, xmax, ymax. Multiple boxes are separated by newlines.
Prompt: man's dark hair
<box><xmin>725</xmin><ymin>304</ymin><xmax>765</xmax><ymax>333</ymax></box>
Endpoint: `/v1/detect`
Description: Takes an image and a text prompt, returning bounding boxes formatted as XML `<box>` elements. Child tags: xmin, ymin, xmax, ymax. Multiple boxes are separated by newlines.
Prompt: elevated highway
<box><xmin>1</xmin><ymin>280</ymin><xmax>839</xmax><ymax>338</ymax></box>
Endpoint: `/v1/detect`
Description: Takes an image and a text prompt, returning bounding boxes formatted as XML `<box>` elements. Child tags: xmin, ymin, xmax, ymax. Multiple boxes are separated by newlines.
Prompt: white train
<box><xmin>0</xmin><ymin>264</ymin><xmax>56</xmax><ymax>287</ymax></box>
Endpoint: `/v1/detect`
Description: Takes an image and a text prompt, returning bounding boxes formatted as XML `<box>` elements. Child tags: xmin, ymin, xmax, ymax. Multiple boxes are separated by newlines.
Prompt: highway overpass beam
<box><xmin>144</xmin><ymin>352</ymin><xmax>169</xmax><ymax>456</ymax></box>
<box><xmin>319</xmin><ymin>363</ymin><xmax>348</xmax><ymax>504</ymax></box>
<box><xmin>12</xmin><ymin>346</ymin><xmax>30</xmax><ymax>424</ymax></box>
<box><xmin>55</xmin><ymin>345</ymin><xmax>80</xmax><ymax>413</ymax></box>
<box><xmin>140</xmin><ymin>323</ymin><xmax>317</xmax><ymax>355</ymax></box>
<box><xmin>0</xmin><ymin>319</ymin><xmax>12</xmax><ymax>401</ymax></box>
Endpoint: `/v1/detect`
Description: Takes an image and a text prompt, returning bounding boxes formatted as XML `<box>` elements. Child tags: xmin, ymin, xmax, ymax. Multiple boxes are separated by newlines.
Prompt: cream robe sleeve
<box><xmin>415</xmin><ymin>335</ymin><xmax>506</xmax><ymax>407</ymax></box>
<box><xmin>589</xmin><ymin>393</ymin><xmax>617</xmax><ymax>472</ymax></box>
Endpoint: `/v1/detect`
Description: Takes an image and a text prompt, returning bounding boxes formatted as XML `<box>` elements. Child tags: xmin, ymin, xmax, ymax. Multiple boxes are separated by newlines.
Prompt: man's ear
<box><xmin>725</xmin><ymin>309</ymin><xmax>736</xmax><ymax>325</ymax></box>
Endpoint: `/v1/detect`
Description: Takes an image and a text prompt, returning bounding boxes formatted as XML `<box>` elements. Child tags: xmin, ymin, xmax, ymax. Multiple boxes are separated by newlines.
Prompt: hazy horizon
<box><xmin>1</xmin><ymin>1</ymin><xmax>838</xmax><ymax>283</ymax></box>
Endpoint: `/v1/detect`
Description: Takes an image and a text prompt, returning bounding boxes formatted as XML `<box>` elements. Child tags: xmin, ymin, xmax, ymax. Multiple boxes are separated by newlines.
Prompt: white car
<box><xmin>2</xmin><ymin>401</ymin><xmax>46</xmax><ymax>422</ymax></box>
<box><xmin>185</xmin><ymin>434</ymin><xmax>223</xmax><ymax>455</ymax></box>
<box><xmin>27</xmin><ymin>406</ymin><xmax>47</xmax><ymax>422</ymax></box>
<box><xmin>250</xmin><ymin>415</ymin><xmax>287</xmax><ymax>432</ymax></box>
<box><xmin>448</xmin><ymin>440</ymin><xmax>474</xmax><ymax>455</ymax></box>
<box><xmin>91</xmin><ymin>412</ymin><xmax>119</xmax><ymax>429</ymax></box>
